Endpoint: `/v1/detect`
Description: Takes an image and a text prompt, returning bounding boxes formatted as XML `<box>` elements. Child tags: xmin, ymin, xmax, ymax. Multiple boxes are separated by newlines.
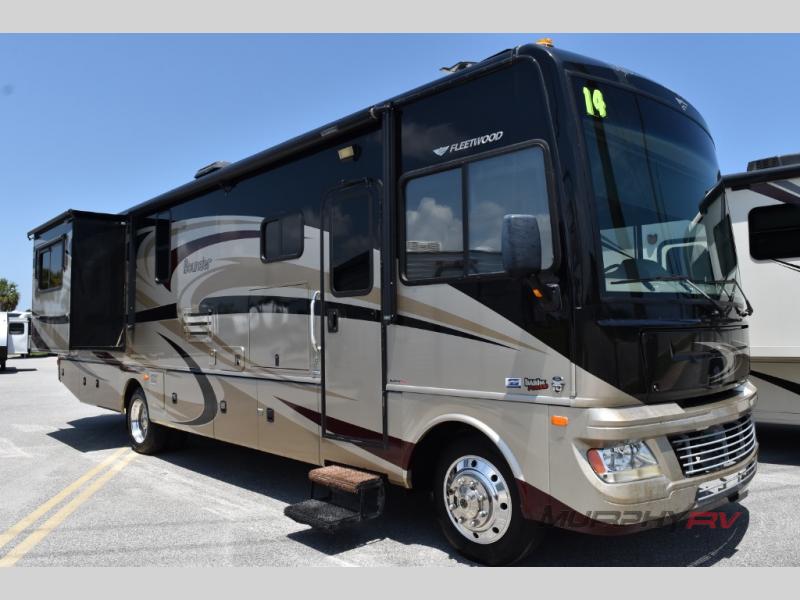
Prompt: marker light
<box><xmin>337</xmin><ymin>145</ymin><xmax>356</xmax><ymax>161</ymax></box>
<box><xmin>536</xmin><ymin>37</ymin><xmax>554</xmax><ymax>47</ymax></box>
<box><xmin>587</xmin><ymin>442</ymin><xmax>660</xmax><ymax>483</ymax></box>
<box><xmin>551</xmin><ymin>415</ymin><xmax>569</xmax><ymax>427</ymax></box>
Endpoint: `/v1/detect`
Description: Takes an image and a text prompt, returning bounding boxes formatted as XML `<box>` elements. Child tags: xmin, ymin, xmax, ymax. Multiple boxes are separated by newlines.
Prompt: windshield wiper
<box><xmin>609</xmin><ymin>274</ymin><xmax>735</xmax><ymax>318</ymax></box>
<box><xmin>708</xmin><ymin>278</ymin><xmax>754</xmax><ymax>317</ymax></box>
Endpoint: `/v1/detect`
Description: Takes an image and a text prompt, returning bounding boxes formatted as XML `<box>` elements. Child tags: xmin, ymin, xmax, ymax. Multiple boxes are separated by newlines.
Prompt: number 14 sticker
<box><xmin>582</xmin><ymin>86</ymin><xmax>607</xmax><ymax>118</ymax></box>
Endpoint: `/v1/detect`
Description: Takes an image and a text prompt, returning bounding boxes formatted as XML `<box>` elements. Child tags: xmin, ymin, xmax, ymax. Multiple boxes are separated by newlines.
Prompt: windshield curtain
<box><xmin>575</xmin><ymin>78</ymin><xmax>738</xmax><ymax>298</ymax></box>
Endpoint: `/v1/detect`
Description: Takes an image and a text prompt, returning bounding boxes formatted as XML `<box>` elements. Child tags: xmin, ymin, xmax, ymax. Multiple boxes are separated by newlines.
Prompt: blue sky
<box><xmin>1</xmin><ymin>33</ymin><xmax>799</xmax><ymax>309</ymax></box>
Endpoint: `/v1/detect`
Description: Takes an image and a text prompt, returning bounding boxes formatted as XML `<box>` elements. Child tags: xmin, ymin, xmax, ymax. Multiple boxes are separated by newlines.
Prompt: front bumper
<box><xmin>542</xmin><ymin>383</ymin><xmax>758</xmax><ymax>531</ymax></box>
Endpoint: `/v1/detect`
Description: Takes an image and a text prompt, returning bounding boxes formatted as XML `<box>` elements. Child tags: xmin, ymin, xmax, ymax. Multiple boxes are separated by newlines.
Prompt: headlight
<box><xmin>587</xmin><ymin>441</ymin><xmax>660</xmax><ymax>483</ymax></box>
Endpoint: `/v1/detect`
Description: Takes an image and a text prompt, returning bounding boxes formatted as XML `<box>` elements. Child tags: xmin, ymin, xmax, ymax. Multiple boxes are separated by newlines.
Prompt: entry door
<box><xmin>320</xmin><ymin>181</ymin><xmax>384</xmax><ymax>443</ymax></box>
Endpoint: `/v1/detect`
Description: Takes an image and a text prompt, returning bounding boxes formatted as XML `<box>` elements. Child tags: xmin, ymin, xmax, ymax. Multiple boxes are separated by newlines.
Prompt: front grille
<box><xmin>669</xmin><ymin>414</ymin><xmax>756</xmax><ymax>477</ymax></box>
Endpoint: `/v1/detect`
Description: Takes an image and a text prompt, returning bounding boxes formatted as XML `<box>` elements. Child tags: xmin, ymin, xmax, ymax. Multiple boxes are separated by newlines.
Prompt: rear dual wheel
<box><xmin>127</xmin><ymin>389</ymin><xmax>168</xmax><ymax>454</ymax></box>
<box><xmin>433</xmin><ymin>436</ymin><xmax>544</xmax><ymax>565</ymax></box>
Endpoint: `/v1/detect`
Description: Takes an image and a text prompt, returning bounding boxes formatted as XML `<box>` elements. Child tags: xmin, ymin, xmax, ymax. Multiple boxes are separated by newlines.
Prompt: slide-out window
<box><xmin>37</xmin><ymin>239</ymin><xmax>65</xmax><ymax>291</ymax></box>
<box><xmin>155</xmin><ymin>211</ymin><xmax>172</xmax><ymax>284</ymax></box>
<box><xmin>261</xmin><ymin>212</ymin><xmax>304</xmax><ymax>263</ymax></box>
<box><xmin>403</xmin><ymin>145</ymin><xmax>553</xmax><ymax>282</ymax></box>
<box><xmin>748</xmin><ymin>204</ymin><xmax>800</xmax><ymax>260</ymax></box>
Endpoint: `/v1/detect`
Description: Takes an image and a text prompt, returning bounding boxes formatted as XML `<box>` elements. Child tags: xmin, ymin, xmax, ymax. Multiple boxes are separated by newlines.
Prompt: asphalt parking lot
<box><xmin>0</xmin><ymin>355</ymin><xmax>798</xmax><ymax>567</ymax></box>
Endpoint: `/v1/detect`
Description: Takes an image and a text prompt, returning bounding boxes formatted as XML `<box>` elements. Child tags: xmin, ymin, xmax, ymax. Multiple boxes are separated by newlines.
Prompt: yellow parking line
<box><xmin>0</xmin><ymin>450</ymin><xmax>137</xmax><ymax>567</ymax></box>
<box><xmin>0</xmin><ymin>446</ymin><xmax>128</xmax><ymax>552</ymax></box>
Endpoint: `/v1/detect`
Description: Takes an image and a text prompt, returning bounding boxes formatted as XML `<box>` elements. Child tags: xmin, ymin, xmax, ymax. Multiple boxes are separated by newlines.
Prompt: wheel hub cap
<box><xmin>443</xmin><ymin>455</ymin><xmax>512</xmax><ymax>545</ymax></box>
<box><xmin>130</xmin><ymin>398</ymin><xmax>149</xmax><ymax>444</ymax></box>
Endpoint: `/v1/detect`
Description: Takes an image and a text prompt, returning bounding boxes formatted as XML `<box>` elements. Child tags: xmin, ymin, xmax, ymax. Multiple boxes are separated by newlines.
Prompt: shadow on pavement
<box><xmin>48</xmin><ymin>414</ymin><xmax>129</xmax><ymax>452</ymax></box>
<box><xmin>47</xmin><ymin>413</ymin><xmax>751</xmax><ymax>566</ymax></box>
<box><xmin>520</xmin><ymin>504</ymin><xmax>749</xmax><ymax>566</ymax></box>
<box><xmin>0</xmin><ymin>367</ymin><xmax>38</xmax><ymax>375</ymax></box>
<box><xmin>754</xmin><ymin>423</ymin><xmax>800</xmax><ymax>467</ymax></box>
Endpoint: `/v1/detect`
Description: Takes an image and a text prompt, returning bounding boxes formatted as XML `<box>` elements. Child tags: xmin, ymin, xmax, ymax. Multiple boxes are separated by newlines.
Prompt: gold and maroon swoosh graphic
<box><xmin>275</xmin><ymin>396</ymin><xmax>414</xmax><ymax>469</ymax></box>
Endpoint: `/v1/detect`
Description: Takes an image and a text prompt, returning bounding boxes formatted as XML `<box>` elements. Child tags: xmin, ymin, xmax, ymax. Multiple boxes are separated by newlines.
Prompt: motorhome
<box><xmin>725</xmin><ymin>155</ymin><xmax>800</xmax><ymax>425</ymax></box>
<box><xmin>28</xmin><ymin>41</ymin><xmax>758</xmax><ymax>565</ymax></box>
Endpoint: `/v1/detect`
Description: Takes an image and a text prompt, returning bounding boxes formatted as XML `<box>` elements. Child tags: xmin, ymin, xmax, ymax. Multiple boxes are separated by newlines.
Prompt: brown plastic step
<box><xmin>308</xmin><ymin>465</ymin><xmax>381</xmax><ymax>495</ymax></box>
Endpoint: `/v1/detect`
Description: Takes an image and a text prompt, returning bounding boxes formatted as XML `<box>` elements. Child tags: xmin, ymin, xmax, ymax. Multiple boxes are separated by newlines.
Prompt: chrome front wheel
<box><xmin>443</xmin><ymin>455</ymin><xmax>513</xmax><ymax>545</ymax></box>
<box><xmin>433</xmin><ymin>436</ymin><xmax>544</xmax><ymax>565</ymax></box>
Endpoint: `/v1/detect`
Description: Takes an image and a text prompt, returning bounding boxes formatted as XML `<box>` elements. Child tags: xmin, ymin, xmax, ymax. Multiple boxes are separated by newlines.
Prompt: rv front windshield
<box><xmin>574</xmin><ymin>78</ymin><xmax>740</xmax><ymax>300</ymax></box>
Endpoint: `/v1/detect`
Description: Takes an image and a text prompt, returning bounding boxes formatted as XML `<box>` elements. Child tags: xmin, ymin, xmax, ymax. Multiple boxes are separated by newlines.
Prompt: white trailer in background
<box><xmin>0</xmin><ymin>311</ymin><xmax>30</xmax><ymax>370</ymax></box>
<box><xmin>7</xmin><ymin>312</ymin><xmax>31</xmax><ymax>358</ymax></box>
<box><xmin>726</xmin><ymin>155</ymin><xmax>800</xmax><ymax>425</ymax></box>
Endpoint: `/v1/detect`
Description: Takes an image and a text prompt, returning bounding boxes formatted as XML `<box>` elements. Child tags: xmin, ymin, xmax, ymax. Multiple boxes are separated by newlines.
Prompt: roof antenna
<box><xmin>439</xmin><ymin>61</ymin><xmax>476</xmax><ymax>74</ymax></box>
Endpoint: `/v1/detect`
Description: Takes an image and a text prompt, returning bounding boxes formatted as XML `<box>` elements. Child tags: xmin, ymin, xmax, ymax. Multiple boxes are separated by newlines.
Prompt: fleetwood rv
<box><xmin>29</xmin><ymin>41</ymin><xmax>758</xmax><ymax>565</ymax></box>
<box><xmin>725</xmin><ymin>155</ymin><xmax>800</xmax><ymax>425</ymax></box>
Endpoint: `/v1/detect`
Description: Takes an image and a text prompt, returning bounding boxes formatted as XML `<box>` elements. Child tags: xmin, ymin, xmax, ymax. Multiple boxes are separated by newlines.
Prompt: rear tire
<box><xmin>433</xmin><ymin>435</ymin><xmax>545</xmax><ymax>565</ymax></box>
<box><xmin>126</xmin><ymin>388</ymin><xmax>168</xmax><ymax>454</ymax></box>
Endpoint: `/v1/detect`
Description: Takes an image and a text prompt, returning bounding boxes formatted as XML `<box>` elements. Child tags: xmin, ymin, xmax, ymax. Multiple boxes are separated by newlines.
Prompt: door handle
<box><xmin>327</xmin><ymin>308</ymin><xmax>339</xmax><ymax>333</ymax></box>
<box><xmin>309</xmin><ymin>290</ymin><xmax>321</xmax><ymax>353</ymax></box>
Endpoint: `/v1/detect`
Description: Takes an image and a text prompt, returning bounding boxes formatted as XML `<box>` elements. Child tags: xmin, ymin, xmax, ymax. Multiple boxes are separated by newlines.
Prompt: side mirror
<box><xmin>501</xmin><ymin>214</ymin><xmax>542</xmax><ymax>276</ymax></box>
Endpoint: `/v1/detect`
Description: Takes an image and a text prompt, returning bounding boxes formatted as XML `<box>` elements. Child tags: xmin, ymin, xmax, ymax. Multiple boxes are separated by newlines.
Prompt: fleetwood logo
<box><xmin>183</xmin><ymin>257</ymin><xmax>213</xmax><ymax>274</ymax></box>
<box><xmin>433</xmin><ymin>130</ymin><xmax>504</xmax><ymax>157</ymax></box>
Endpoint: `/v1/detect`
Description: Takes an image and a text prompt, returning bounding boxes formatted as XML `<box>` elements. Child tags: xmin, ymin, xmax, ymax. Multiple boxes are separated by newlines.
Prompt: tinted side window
<box><xmin>467</xmin><ymin>147</ymin><xmax>552</xmax><ymax>273</ymax></box>
<box><xmin>329</xmin><ymin>190</ymin><xmax>372</xmax><ymax>295</ymax></box>
<box><xmin>49</xmin><ymin>240</ymin><xmax>64</xmax><ymax>288</ymax></box>
<box><xmin>405</xmin><ymin>168</ymin><xmax>463</xmax><ymax>280</ymax></box>
<box><xmin>37</xmin><ymin>240</ymin><xmax>65</xmax><ymax>291</ymax></box>
<box><xmin>9</xmin><ymin>322</ymin><xmax>25</xmax><ymax>335</ymax></box>
<box><xmin>403</xmin><ymin>145</ymin><xmax>553</xmax><ymax>282</ymax></box>
<box><xmin>261</xmin><ymin>212</ymin><xmax>305</xmax><ymax>263</ymax></box>
<box><xmin>749</xmin><ymin>204</ymin><xmax>800</xmax><ymax>260</ymax></box>
<box><xmin>155</xmin><ymin>211</ymin><xmax>171</xmax><ymax>284</ymax></box>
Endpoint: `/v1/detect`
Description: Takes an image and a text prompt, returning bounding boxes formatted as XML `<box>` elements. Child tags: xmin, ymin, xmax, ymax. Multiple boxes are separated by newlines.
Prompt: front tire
<box><xmin>127</xmin><ymin>389</ymin><xmax>168</xmax><ymax>454</ymax></box>
<box><xmin>433</xmin><ymin>435</ymin><xmax>544</xmax><ymax>565</ymax></box>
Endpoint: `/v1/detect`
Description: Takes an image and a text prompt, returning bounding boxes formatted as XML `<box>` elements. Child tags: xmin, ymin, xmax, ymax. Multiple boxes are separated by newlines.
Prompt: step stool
<box><xmin>284</xmin><ymin>465</ymin><xmax>385</xmax><ymax>532</ymax></box>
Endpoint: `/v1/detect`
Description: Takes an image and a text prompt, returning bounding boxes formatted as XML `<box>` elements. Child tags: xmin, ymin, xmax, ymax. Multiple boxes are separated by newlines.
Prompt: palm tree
<box><xmin>0</xmin><ymin>278</ymin><xmax>20</xmax><ymax>312</ymax></box>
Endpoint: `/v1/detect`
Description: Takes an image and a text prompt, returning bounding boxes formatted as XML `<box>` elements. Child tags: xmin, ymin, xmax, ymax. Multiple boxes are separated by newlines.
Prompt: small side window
<box><xmin>261</xmin><ymin>212</ymin><xmax>305</xmax><ymax>263</ymax></box>
<box><xmin>748</xmin><ymin>204</ymin><xmax>800</xmax><ymax>260</ymax></box>
<box><xmin>155</xmin><ymin>211</ymin><xmax>172</xmax><ymax>284</ymax></box>
<box><xmin>9</xmin><ymin>322</ymin><xmax>25</xmax><ymax>335</ymax></box>
<box><xmin>37</xmin><ymin>239</ymin><xmax>65</xmax><ymax>291</ymax></box>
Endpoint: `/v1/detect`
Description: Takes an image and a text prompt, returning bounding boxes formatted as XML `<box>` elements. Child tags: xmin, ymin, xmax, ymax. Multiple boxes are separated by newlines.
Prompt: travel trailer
<box><xmin>725</xmin><ymin>156</ymin><xmax>800</xmax><ymax>425</ymax></box>
<box><xmin>2</xmin><ymin>312</ymin><xmax>32</xmax><ymax>369</ymax></box>
<box><xmin>29</xmin><ymin>41</ymin><xmax>758</xmax><ymax>565</ymax></box>
<box><xmin>6</xmin><ymin>311</ymin><xmax>31</xmax><ymax>359</ymax></box>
